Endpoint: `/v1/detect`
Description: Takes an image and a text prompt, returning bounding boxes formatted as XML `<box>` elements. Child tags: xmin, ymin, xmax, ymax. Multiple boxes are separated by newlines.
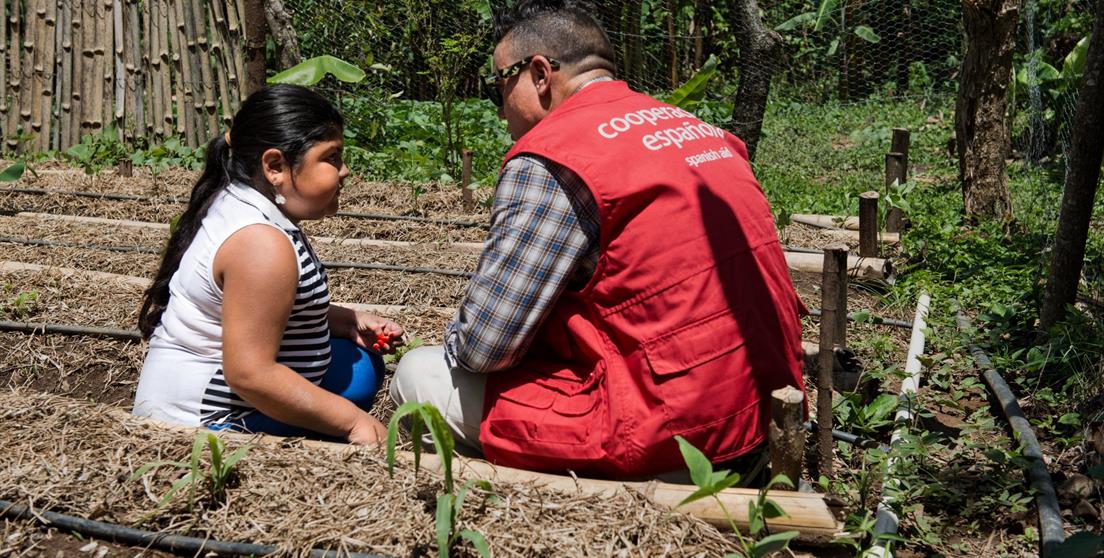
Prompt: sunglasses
<box><xmin>483</xmin><ymin>55</ymin><xmax>561</xmax><ymax>108</ymax></box>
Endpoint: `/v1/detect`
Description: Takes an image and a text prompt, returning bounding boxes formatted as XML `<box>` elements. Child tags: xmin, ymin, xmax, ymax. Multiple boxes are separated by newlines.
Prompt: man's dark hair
<box><xmin>493</xmin><ymin>0</ymin><xmax>617</xmax><ymax>76</ymax></box>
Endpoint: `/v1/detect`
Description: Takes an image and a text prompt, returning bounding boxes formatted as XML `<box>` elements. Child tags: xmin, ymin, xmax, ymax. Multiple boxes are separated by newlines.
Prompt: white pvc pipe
<box><xmin>863</xmin><ymin>292</ymin><xmax>930</xmax><ymax>558</ymax></box>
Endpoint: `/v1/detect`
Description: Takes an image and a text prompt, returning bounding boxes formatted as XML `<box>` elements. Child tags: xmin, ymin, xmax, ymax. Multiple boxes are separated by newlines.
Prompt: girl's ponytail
<box><xmin>137</xmin><ymin>135</ymin><xmax>231</xmax><ymax>338</ymax></box>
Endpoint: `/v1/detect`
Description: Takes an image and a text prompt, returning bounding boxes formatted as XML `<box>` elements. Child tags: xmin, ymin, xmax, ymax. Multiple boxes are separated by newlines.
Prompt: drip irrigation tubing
<box><xmin>0</xmin><ymin>499</ymin><xmax>390</xmax><ymax>558</ymax></box>
<box><xmin>0</xmin><ymin>236</ymin><xmax>160</xmax><ymax>254</ymax></box>
<box><xmin>0</xmin><ymin>320</ymin><xmax>142</xmax><ymax>340</ymax></box>
<box><xmin>0</xmin><ymin>187</ymin><xmax>489</xmax><ymax>228</ymax></box>
<box><xmin>954</xmin><ymin>308</ymin><xmax>1064</xmax><ymax>557</ymax></box>
<box><xmin>802</xmin><ymin>421</ymin><xmax>883</xmax><ymax>450</ymax></box>
<box><xmin>0</xmin><ymin>236</ymin><xmax>474</xmax><ymax>278</ymax></box>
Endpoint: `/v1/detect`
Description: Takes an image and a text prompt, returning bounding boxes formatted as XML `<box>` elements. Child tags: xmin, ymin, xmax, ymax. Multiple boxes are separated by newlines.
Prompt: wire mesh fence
<box><xmin>0</xmin><ymin>0</ymin><xmax>1095</xmax><ymax>190</ymax></box>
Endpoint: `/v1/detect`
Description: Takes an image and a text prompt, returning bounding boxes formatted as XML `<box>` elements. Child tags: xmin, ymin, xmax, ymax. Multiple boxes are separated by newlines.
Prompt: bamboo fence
<box><xmin>0</xmin><ymin>0</ymin><xmax>248</xmax><ymax>153</ymax></box>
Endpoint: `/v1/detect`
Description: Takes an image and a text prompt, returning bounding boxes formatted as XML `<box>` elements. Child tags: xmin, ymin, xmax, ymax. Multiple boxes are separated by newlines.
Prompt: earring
<box><xmin>274</xmin><ymin>194</ymin><xmax>287</xmax><ymax>205</ymax></box>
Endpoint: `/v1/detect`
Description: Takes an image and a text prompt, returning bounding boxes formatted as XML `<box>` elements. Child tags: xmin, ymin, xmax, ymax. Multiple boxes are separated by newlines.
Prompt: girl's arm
<box><xmin>328</xmin><ymin>304</ymin><xmax>405</xmax><ymax>353</ymax></box>
<box><xmin>215</xmin><ymin>224</ymin><xmax>386</xmax><ymax>444</ymax></box>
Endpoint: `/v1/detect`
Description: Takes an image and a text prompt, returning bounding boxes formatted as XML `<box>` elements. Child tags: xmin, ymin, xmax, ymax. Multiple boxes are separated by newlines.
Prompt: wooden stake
<box><xmin>168</xmin><ymin>0</ymin><xmax>195</xmax><ymax>146</ymax></box>
<box><xmin>884</xmin><ymin>152</ymin><xmax>905</xmax><ymax>188</ymax></box>
<box><xmin>188</xmin><ymin>0</ymin><xmax>218</xmax><ymax>138</ymax></box>
<box><xmin>5</xmin><ymin>0</ymin><xmax>21</xmax><ymax>151</ymax></box>
<box><xmin>859</xmin><ymin>191</ymin><xmax>880</xmax><ymax>258</ymax></box>
<box><xmin>834</xmin><ymin>247</ymin><xmax>848</xmax><ymax>349</ymax></box>
<box><xmin>817</xmin><ymin>245</ymin><xmax>848</xmax><ymax>479</ymax></box>
<box><xmin>117</xmin><ymin>157</ymin><xmax>132</xmax><ymax>177</ymax></box>
<box><xmin>29</xmin><ymin>0</ymin><xmax>46</xmax><ymax>151</ymax></box>
<box><xmin>461</xmin><ymin>149</ymin><xmax>474</xmax><ymax>212</ymax></box>
<box><xmin>93</xmin><ymin>0</ymin><xmax>109</xmax><ymax>133</ymax></box>
<box><xmin>891</xmin><ymin>128</ymin><xmax>910</xmax><ymax>181</ymax></box>
<box><xmin>885</xmin><ymin>152</ymin><xmax>906</xmax><ymax>234</ymax></box>
<box><xmin>40</xmin><ymin>0</ymin><xmax>58</xmax><ymax>151</ymax></box>
<box><xmin>79</xmin><ymin>0</ymin><xmax>96</xmax><ymax>136</ymax></box>
<box><xmin>124</xmin><ymin>0</ymin><xmax>145</xmax><ymax>141</ymax></box>
<box><xmin>147</xmin><ymin>0</ymin><xmax>162</xmax><ymax>137</ymax></box>
<box><xmin>19</xmin><ymin>0</ymin><xmax>35</xmax><ymax>150</ymax></box>
<box><xmin>68</xmin><ymin>0</ymin><xmax>82</xmax><ymax>146</ymax></box>
<box><xmin>112</xmin><ymin>0</ymin><xmax>124</xmax><ymax>134</ymax></box>
<box><xmin>219</xmin><ymin>0</ymin><xmax>245</xmax><ymax>106</ymax></box>
<box><xmin>769</xmin><ymin>386</ymin><xmax>805</xmax><ymax>490</ymax></box>
<box><xmin>207</xmin><ymin>0</ymin><xmax>233</xmax><ymax>127</ymax></box>
<box><xmin>52</xmin><ymin>0</ymin><xmax>65</xmax><ymax>150</ymax></box>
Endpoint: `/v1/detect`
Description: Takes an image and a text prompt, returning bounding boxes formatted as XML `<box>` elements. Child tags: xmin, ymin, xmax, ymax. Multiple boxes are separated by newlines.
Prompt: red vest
<box><xmin>479</xmin><ymin>81</ymin><xmax>804</xmax><ymax>477</ymax></box>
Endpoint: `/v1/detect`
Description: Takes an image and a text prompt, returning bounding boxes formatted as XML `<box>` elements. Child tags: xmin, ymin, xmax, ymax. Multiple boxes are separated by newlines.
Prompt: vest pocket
<box><xmin>486</xmin><ymin>364</ymin><xmax>605</xmax><ymax>443</ymax></box>
<box><xmin>641</xmin><ymin>310</ymin><xmax>756</xmax><ymax>437</ymax></box>
<box><xmin>642</xmin><ymin>310</ymin><xmax>747</xmax><ymax>376</ymax></box>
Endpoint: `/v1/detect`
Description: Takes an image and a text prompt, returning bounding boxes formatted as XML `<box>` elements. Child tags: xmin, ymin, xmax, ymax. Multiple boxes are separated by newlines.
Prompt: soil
<box><xmin>0</xmin><ymin>165</ymin><xmax>921</xmax><ymax>556</ymax></box>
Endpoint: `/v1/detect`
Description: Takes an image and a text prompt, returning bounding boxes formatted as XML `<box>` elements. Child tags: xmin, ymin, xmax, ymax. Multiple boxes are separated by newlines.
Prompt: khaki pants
<box><xmin>389</xmin><ymin>346</ymin><xmax>486</xmax><ymax>451</ymax></box>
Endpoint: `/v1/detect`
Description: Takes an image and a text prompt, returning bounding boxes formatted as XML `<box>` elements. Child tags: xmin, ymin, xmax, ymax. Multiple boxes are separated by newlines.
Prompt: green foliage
<box><xmin>268</xmin><ymin>55</ymin><xmax>368</xmax><ymax>86</ymax></box>
<box><xmin>130</xmin><ymin>137</ymin><xmax>206</xmax><ymax>174</ymax></box>
<box><xmin>386</xmin><ymin>402</ymin><xmax>491</xmax><ymax>558</ymax></box>
<box><xmin>834</xmin><ymin>393</ymin><xmax>898</xmax><ymax>438</ymax></box>
<box><xmin>1</xmin><ymin>286</ymin><xmax>40</xmax><ymax>319</ymax></box>
<box><xmin>0</xmin><ymin>161</ymin><xmax>25</xmax><ymax>182</ymax></box>
<box><xmin>674</xmin><ymin>436</ymin><xmax>798</xmax><ymax>557</ymax></box>
<box><xmin>383</xmin><ymin>335</ymin><xmax>423</xmax><ymax>365</ymax></box>
<box><xmin>128</xmin><ymin>433</ymin><xmax>252</xmax><ymax>512</ymax></box>
<box><xmin>665</xmin><ymin>54</ymin><xmax>719</xmax><ymax>109</ymax></box>
<box><xmin>65</xmin><ymin>125</ymin><xmax>130</xmax><ymax>176</ymax></box>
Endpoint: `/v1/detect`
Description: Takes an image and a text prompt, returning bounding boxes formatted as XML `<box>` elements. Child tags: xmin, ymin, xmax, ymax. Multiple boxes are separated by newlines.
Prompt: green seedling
<box><xmin>674</xmin><ymin>436</ymin><xmax>799</xmax><ymax>558</ymax></box>
<box><xmin>128</xmin><ymin>432</ymin><xmax>252</xmax><ymax>512</ymax></box>
<box><xmin>387</xmin><ymin>402</ymin><xmax>491</xmax><ymax>558</ymax></box>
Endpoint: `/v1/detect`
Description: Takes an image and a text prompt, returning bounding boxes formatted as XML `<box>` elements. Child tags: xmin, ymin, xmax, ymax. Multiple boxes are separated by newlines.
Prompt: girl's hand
<box><xmin>349</xmin><ymin>311</ymin><xmax>405</xmax><ymax>354</ymax></box>
<box><xmin>347</xmin><ymin>413</ymin><xmax>389</xmax><ymax>445</ymax></box>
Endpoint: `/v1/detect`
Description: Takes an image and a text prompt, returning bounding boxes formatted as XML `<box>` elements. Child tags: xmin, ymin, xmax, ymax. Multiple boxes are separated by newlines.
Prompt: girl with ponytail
<box><xmin>134</xmin><ymin>84</ymin><xmax>402</xmax><ymax>444</ymax></box>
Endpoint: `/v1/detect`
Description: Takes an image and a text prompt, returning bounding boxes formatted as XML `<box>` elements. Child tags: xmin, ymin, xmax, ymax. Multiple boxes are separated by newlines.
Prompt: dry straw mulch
<box><xmin>0</xmin><ymin>390</ymin><xmax>738</xmax><ymax>557</ymax></box>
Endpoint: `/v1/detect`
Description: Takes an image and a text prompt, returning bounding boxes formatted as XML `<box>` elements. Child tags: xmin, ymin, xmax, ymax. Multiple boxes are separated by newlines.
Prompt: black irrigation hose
<box><xmin>333</xmin><ymin>209</ymin><xmax>488</xmax><ymax>229</ymax></box>
<box><xmin>324</xmin><ymin>260</ymin><xmax>473</xmax><ymax>278</ymax></box>
<box><xmin>0</xmin><ymin>320</ymin><xmax>142</xmax><ymax>341</ymax></box>
<box><xmin>802</xmin><ymin>421</ymin><xmax>884</xmax><ymax>450</ymax></box>
<box><xmin>0</xmin><ymin>187</ymin><xmax>488</xmax><ymax>228</ymax></box>
<box><xmin>0</xmin><ymin>235</ymin><xmax>161</xmax><ymax>254</ymax></box>
<box><xmin>954</xmin><ymin>309</ymin><xmax>1064</xmax><ymax>557</ymax></box>
<box><xmin>0</xmin><ymin>499</ymin><xmax>390</xmax><ymax>558</ymax></box>
<box><xmin>0</xmin><ymin>237</ymin><xmax>474</xmax><ymax>278</ymax></box>
<box><xmin>0</xmin><ymin>186</ymin><xmax>179</xmax><ymax>203</ymax></box>
<box><xmin>806</xmin><ymin>307</ymin><xmax>913</xmax><ymax>329</ymax></box>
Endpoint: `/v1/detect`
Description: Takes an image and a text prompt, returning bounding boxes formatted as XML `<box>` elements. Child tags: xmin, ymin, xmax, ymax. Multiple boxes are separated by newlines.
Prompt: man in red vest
<box><xmin>391</xmin><ymin>0</ymin><xmax>805</xmax><ymax>479</ymax></box>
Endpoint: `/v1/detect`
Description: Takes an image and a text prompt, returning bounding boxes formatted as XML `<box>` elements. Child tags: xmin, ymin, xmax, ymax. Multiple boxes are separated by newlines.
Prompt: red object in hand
<box><xmin>372</xmin><ymin>332</ymin><xmax>394</xmax><ymax>352</ymax></box>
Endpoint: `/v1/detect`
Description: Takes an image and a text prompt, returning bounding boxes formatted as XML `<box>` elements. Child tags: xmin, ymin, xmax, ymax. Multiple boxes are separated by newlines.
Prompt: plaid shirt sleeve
<box><xmin>444</xmin><ymin>155</ymin><xmax>599</xmax><ymax>373</ymax></box>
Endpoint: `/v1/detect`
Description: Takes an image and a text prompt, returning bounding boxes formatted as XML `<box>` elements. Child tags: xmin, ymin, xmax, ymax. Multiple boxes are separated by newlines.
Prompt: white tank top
<box><xmin>133</xmin><ymin>182</ymin><xmax>332</xmax><ymax>426</ymax></box>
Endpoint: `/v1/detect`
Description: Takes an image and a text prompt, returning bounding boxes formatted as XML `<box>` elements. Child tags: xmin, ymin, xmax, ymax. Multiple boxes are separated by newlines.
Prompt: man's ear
<box><xmin>260</xmin><ymin>148</ymin><xmax>287</xmax><ymax>187</ymax></box>
<box><xmin>531</xmin><ymin>55</ymin><xmax>555</xmax><ymax>94</ymax></box>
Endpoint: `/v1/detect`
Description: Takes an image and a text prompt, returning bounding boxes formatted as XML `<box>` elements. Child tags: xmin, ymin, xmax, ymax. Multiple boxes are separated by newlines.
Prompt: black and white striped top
<box><xmin>134</xmin><ymin>183</ymin><xmax>332</xmax><ymax>427</ymax></box>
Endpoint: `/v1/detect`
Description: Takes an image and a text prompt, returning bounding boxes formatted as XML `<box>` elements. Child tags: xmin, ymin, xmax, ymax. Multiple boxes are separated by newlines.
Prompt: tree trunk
<box><xmin>242</xmin><ymin>0</ymin><xmax>267</xmax><ymax>96</ymax></box>
<box><xmin>621</xmin><ymin>0</ymin><xmax>643</xmax><ymax>88</ymax></box>
<box><xmin>1039</xmin><ymin>0</ymin><xmax>1104</xmax><ymax>332</ymax></box>
<box><xmin>728</xmin><ymin>0</ymin><xmax>781</xmax><ymax>161</ymax></box>
<box><xmin>692</xmin><ymin>0</ymin><xmax>705</xmax><ymax>68</ymax></box>
<box><xmin>954</xmin><ymin>0</ymin><xmax>1019</xmax><ymax>221</ymax></box>
<box><xmin>264</xmin><ymin>0</ymin><xmax>300</xmax><ymax>71</ymax></box>
<box><xmin>895</xmin><ymin>0</ymin><xmax>912</xmax><ymax>94</ymax></box>
<box><xmin>666</xmin><ymin>0</ymin><xmax>678</xmax><ymax>90</ymax></box>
